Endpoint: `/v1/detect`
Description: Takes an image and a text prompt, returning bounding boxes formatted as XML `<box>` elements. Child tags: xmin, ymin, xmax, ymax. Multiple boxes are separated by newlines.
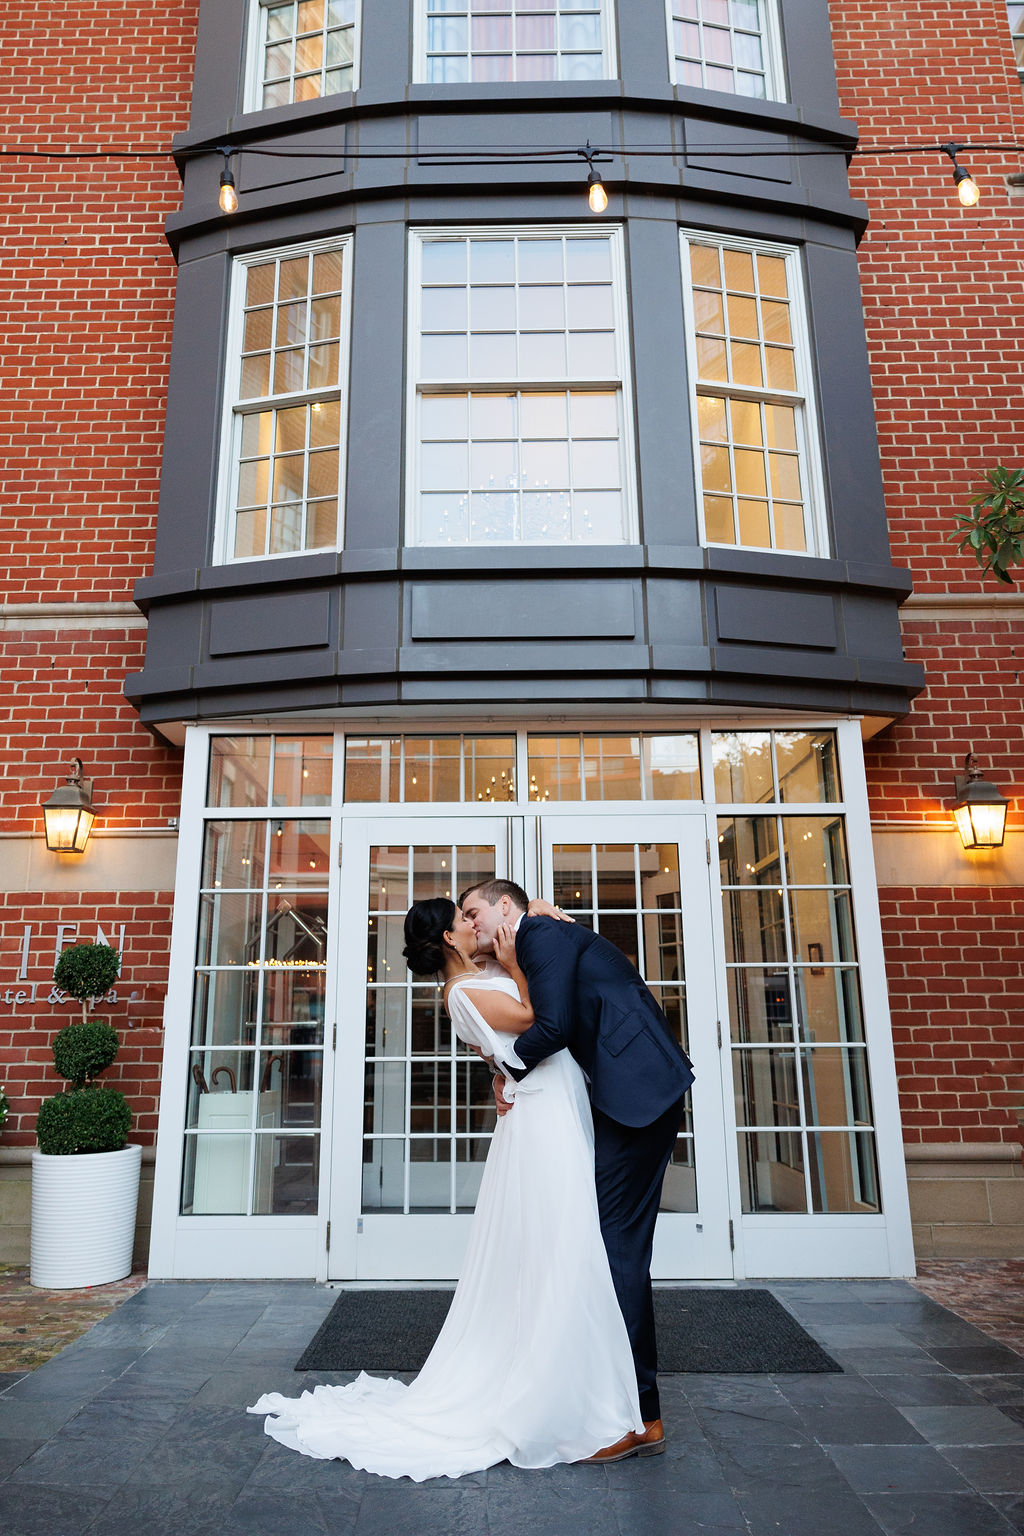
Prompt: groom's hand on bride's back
<box><xmin>526</xmin><ymin>898</ymin><xmax>574</xmax><ymax>923</ymax></box>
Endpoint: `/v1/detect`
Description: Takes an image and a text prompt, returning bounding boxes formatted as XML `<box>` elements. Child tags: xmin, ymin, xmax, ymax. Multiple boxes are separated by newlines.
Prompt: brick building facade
<box><xmin>1</xmin><ymin>0</ymin><xmax>1021</xmax><ymax>1273</ymax></box>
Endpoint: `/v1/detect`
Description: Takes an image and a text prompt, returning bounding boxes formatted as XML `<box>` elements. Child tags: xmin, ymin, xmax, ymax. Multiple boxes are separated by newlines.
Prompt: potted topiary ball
<box><xmin>30</xmin><ymin>943</ymin><xmax>142</xmax><ymax>1288</ymax></box>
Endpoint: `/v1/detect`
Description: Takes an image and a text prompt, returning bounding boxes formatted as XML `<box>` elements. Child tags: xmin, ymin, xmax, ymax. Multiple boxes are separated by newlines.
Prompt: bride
<box><xmin>248</xmin><ymin>896</ymin><xmax>644</xmax><ymax>1480</ymax></box>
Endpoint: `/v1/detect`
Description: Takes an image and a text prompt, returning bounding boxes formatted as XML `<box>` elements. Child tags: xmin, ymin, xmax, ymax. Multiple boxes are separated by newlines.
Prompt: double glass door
<box><xmin>329</xmin><ymin>812</ymin><xmax>730</xmax><ymax>1280</ymax></box>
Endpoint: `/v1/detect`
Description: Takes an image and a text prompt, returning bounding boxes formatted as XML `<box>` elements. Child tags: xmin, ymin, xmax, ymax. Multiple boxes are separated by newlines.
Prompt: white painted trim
<box><xmin>679</xmin><ymin>227</ymin><xmax>829</xmax><ymax>560</ymax></box>
<box><xmin>214</xmin><ymin>234</ymin><xmax>354</xmax><ymax>566</ymax></box>
<box><xmin>834</xmin><ymin>718</ymin><xmax>916</xmax><ymax>1276</ymax></box>
<box><xmin>413</xmin><ymin>0</ymin><xmax>617</xmax><ymax>84</ymax></box>
<box><xmin>148</xmin><ymin>728</ymin><xmax>214</xmax><ymax>1277</ymax></box>
<box><xmin>405</xmin><ymin>224</ymin><xmax>638</xmax><ymax>549</ymax></box>
<box><xmin>242</xmin><ymin>0</ymin><xmax>362</xmax><ymax>115</ymax></box>
<box><xmin>665</xmin><ymin>0</ymin><xmax>787</xmax><ymax>104</ymax></box>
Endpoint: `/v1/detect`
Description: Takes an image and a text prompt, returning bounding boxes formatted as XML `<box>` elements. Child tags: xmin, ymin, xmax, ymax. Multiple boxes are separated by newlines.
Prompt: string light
<box><xmin>218</xmin><ymin>148</ymin><xmax>238</xmax><ymax>215</ymax></box>
<box><xmin>941</xmin><ymin>141</ymin><xmax>980</xmax><ymax>206</ymax></box>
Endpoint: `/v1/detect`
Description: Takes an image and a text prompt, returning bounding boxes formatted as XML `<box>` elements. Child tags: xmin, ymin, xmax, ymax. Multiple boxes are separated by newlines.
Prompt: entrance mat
<box><xmin>295</xmin><ymin>1287</ymin><xmax>840</xmax><ymax>1374</ymax></box>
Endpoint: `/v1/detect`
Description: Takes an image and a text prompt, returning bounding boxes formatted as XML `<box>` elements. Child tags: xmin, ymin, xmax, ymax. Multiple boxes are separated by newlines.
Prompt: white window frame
<box><xmin>413</xmin><ymin>0</ymin><xmax>617</xmax><ymax>85</ymax></box>
<box><xmin>215</xmin><ymin>235</ymin><xmax>353</xmax><ymax>565</ymax></box>
<box><xmin>679</xmin><ymin>228</ymin><xmax>828</xmax><ymax>560</ymax></box>
<box><xmin>243</xmin><ymin>0</ymin><xmax>362</xmax><ymax>114</ymax></box>
<box><xmin>666</xmin><ymin>0</ymin><xmax>786</xmax><ymax>102</ymax></box>
<box><xmin>405</xmin><ymin>223</ymin><xmax>638</xmax><ymax>549</ymax></box>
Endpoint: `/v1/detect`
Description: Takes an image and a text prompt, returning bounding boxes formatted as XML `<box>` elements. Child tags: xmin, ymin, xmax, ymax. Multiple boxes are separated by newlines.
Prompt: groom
<box><xmin>459</xmin><ymin>878</ymin><xmax>695</xmax><ymax>1462</ymax></box>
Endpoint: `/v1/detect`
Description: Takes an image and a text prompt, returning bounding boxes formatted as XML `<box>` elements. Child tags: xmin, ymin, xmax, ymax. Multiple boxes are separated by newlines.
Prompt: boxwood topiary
<box><xmin>51</xmin><ymin>1020</ymin><xmax>119</xmax><ymax>1088</ymax></box>
<box><xmin>53</xmin><ymin>943</ymin><xmax>121</xmax><ymax>1024</ymax></box>
<box><xmin>36</xmin><ymin>1087</ymin><xmax>131</xmax><ymax>1155</ymax></box>
<box><xmin>36</xmin><ymin>942</ymin><xmax>132</xmax><ymax>1156</ymax></box>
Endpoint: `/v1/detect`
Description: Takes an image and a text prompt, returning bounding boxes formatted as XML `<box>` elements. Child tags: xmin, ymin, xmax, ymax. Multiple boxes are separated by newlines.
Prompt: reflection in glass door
<box><xmin>332</xmin><ymin>818</ymin><xmax>510</xmax><ymax>1278</ymax></box>
<box><xmin>541</xmin><ymin>816</ymin><xmax>731</xmax><ymax>1279</ymax></box>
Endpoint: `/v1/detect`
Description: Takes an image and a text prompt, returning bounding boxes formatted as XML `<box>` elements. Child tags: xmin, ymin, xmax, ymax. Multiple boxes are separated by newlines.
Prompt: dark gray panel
<box><xmin>804</xmin><ymin>241</ymin><xmax>892</xmax><ymax>566</ymax></box>
<box><xmin>685</xmin><ymin>119</ymin><xmax>792</xmax><ymax>184</ymax></box>
<box><xmin>418</xmin><ymin>112</ymin><xmax>615</xmax><ymax>153</ymax></box>
<box><xmin>359</xmin><ymin>0</ymin><xmax>415</xmax><ymax>94</ymax></box>
<box><xmin>645</xmin><ymin>578</ymin><xmax>705</xmax><ymax>646</ymax></box>
<box><xmin>344</xmin><ymin>221</ymin><xmax>407</xmax><ymax>552</ymax></box>
<box><xmin>208</xmin><ymin>591</ymin><xmax>333</xmax><ymax>656</ymax></box>
<box><xmin>778</xmin><ymin>0</ymin><xmax>843</xmax><ymax>120</ymax></box>
<box><xmin>342</xmin><ymin>582</ymin><xmax>401</xmax><ymax>652</ymax></box>
<box><xmin>715</xmin><ymin>587</ymin><xmax>836</xmax><ymax>649</ymax></box>
<box><xmin>153</xmin><ymin>253</ymin><xmax>232</xmax><ymax>572</ymax></box>
<box><xmin>624</xmin><ymin>219</ymin><xmax>700</xmax><ymax>546</ymax></box>
<box><xmin>190</xmin><ymin>0</ymin><xmax>246</xmax><ymax>126</ymax></box>
<box><xmin>409</xmin><ymin>582</ymin><xmax>636</xmax><ymax>640</ymax></box>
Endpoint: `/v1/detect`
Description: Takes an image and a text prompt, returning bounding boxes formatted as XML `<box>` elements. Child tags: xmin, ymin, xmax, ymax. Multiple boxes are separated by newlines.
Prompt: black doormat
<box><xmin>295</xmin><ymin>1287</ymin><xmax>840</xmax><ymax>1375</ymax></box>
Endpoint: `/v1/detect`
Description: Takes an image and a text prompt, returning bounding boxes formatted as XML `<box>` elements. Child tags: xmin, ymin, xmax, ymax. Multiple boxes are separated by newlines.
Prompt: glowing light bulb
<box><xmin>587</xmin><ymin>169</ymin><xmax>608</xmax><ymax>213</ymax></box>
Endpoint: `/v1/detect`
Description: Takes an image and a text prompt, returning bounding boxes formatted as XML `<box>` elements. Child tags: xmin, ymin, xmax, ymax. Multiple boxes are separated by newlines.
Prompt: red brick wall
<box><xmin>833</xmin><ymin>2</ymin><xmax>1024</xmax><ymax>1147</ymax></box>
<box><xmin>879</xmin><ymin>887</ymin><xmax>1024</xmax><ymax>1144</ymax></box>
<box><xmin>0</xmin><ymin>3</ymin><xmax>197</xmax><ymax>603</ymax></box>
<box><xmin>0</xmin><ymin>893</ymin><xmax>173</xmax><ymax>1147</ymax></box>
<box><xmin>830</xmin><ymin>0</ymin><xmax>1024</xmax><ymax>592</ymax></box>
<box><xmin>0</xmin><ymin>628</ymin><xmax>182</xmax><ymax>835</ymax></box>
<box><xmin>865</xmin><ymin>618</ymin><xmax>1023</xmax><ymax>826</ymax></box>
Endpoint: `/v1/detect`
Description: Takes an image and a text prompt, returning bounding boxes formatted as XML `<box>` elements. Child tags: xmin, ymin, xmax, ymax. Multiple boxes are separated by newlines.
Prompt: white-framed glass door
<box><xmin>538</xmin><ymin>814</ymin><xmax>733</xmax><ymax>1279</ymax></box>
<box><xmin>329</xmin><ymin>816</ymin><xmax>512</xmax><ymax>1279</ymax></box>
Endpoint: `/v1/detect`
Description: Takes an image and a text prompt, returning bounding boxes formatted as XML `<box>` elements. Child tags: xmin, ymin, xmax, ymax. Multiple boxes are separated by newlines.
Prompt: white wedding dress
<box><xmin>248</xmin><ymin>968</ymin><xmax>643</xmax><ymax>1480</ymax></box>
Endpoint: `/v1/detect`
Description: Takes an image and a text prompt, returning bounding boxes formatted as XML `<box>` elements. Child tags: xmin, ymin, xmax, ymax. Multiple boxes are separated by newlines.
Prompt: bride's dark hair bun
<box><xmin>403</xmin><ymin>897</ymin><xmax>457</xmax><ymax>977</ymax></box>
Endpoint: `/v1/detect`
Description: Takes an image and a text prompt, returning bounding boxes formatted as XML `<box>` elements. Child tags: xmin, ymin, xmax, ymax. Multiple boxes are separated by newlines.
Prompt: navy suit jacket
<box><xmin>510</xmin><ymin>915</ymin><xmax>695</xmax><ymax>1128</ymax></box>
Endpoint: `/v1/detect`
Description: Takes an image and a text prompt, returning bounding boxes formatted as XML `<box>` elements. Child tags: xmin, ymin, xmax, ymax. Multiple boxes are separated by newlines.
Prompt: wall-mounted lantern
<box><xmin>41</xmin><ymin>759</ymin><xmax>97</xmax><ymax>852</ymax></box>
<box><xmin>951</xmin><ymin>751</ymin><xmax>1008</xmax><ymax>849</ymax></box>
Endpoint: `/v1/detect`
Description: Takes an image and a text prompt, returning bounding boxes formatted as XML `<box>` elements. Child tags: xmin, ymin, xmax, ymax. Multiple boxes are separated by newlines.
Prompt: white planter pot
<box><xmin>30</xmin><ymin>1144</ymin><xmax>141</xmax><ymax>1289</ymax></box>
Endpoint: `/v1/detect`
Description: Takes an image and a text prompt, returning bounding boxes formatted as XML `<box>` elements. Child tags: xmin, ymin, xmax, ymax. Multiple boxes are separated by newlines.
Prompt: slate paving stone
<box><xmin>734</xmin><ymin>1481</ymin><xmax>886</xmax><ymax>1536</ymax></box>
<box><xmin>928</xmin><ymin>1347</ymin><xmax>1024</xmax><ymax>1375</ymax></box>
<box><xmin>939</xmin><ymin>1444</ymin><xmax>1024</xmax><ymax>1494</ymax></box>
<box><xmin>215</xmin><ymin>1490</ymin><xmax>332</xmax><ymax>1535</ymax></box>
<box><xmin>602</xmin><ymin>1437</ymin><xmax>731</xmax><ymax>1492</ymax></box>
<box><xmin>773</xmin><ymin>1371</ymin><xmax>885</xmax><ymax>1406</ymax></box>
<box><xmin>0</xmin><ymin>1371</ymin><xmax>28</xmax><ymax>1392</ymax></box>
<box><xmin>900</xmin><ymin>1405</ymin><xmax>1024</xmax><ymax>1445</ymax></box>
<box><xmin>78</xmin><ymin>1483</ymin><xmax>239</xmax><ymax>1536</ymax></box>
<box><xmin>794</xmin><ymin>1401</ymin><xmax>928</xmax><ymax>1446</ymax></box>
<box><xmin>244</xmin><ymin>1436</ymin><xmax>369</xmax><ymax>1494</ymax></box>
<box><xmin>869</xmin><ymin>1372</ymin><xmax>989</xmax><ymax>1407</ymax></box>
<box><xmin>830</xmin><ymin>1346</ymin><xmax>947</xmax><ymax>1376</ymax></box>
<box><xmin>692</xmin><ymin>1398</ymin><xmax>812</xmax><ymax>1446</ymax></box>
<box><xmin>0</xmin><ymin>1437</ymin><xmax>45</xmax><ymax>1477</ymax></box>
<box><xmin>824</xmin><ymin>1442</ymin><xmax>972</xmax><ymax>1493</ymax></box>
<box><xmin>487</xmin><ymin>1482</ymin><xmax>619</xmax><ymax>1536</ymax></box>
<box><xmin>0</xmin><ymin>1399</ymin><xmax>80</xmax><ymax>1439</ymax></box>
<box><xmin>609</xmin><ymin>1485</ymin><xmax>748</xmax><ymax>1534</ymax></box>
<box><xmin>708</xmin><ymin>1437</ymin><xmax>855</xmax><ymax>1490</ymax></box>
<box><xmin>118</xmin><ymin>1403</ymin><xmax>268</xmax><ymax>1495</ymax></box>
<box><xmin>988</xmin><ymin>1494</ymin><xmax>1024</xmax><ymax>1533</ymax></box>
<box><xmin>356</xmin><ymin>1486</ymin><xmax>490</xmax><ymax>1536</ymax></box>
<box><xmin>863</xmin><ymin>1490</ymin><xmax>1018</xmax><ymax>1536</ymax></box>
<box><xmin>8</xmin><ymin>1426</ymin><xmax>159</xmax><ymax>1493</ymax></box>
<box><xmin>0</xmin><ymin>1480</ymin><xmax>111</xmax><ymax>1536</ymax></box>
<box><xmin>968</xmin><ymin>1376</ymin><xmax>1024</xmax><ymax>1407</ymax></box>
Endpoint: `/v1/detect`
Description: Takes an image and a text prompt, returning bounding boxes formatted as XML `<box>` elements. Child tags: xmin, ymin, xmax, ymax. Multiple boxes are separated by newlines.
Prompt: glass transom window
<box><xmin>682</xmin><ymin>232</ymin><xmax>824</xmax><ymax>556</ymax></box>
<box><xmin>251</xmin><ymin>0</ymin><xmax>358</xmax><ymax>110</ymax></box>
<box><xmin>420</xmin><ymin>1</ymin><xmax>612</xmax><ymax>83</ymax></box>
<box><xmin>668</xmin><ymin>0</ymin><xmax>781</xmax><ymax>99</ymax></box>
<box><xmin>222</xmin><ymin>240</ymin><xmax>351</xmax><ymax>562</ymax></box>
<box><xmin>410</xmin><ymin>228</ymin><xmax>634</xmax><ymax>546</ymax></box>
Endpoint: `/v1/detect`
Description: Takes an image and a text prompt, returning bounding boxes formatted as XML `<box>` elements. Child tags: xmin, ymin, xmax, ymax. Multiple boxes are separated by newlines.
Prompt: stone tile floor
<box><xmin>0</xmin><ymin>1265</ymin><xmax>1021</xmax><ymax>1535</ymax></box>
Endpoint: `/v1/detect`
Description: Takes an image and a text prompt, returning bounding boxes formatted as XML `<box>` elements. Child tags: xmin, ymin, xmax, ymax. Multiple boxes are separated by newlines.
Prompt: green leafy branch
<box><xmin>951</xmin><ymin>466</ymin><xmax>1024</xmax><ymax>585</ymax></box>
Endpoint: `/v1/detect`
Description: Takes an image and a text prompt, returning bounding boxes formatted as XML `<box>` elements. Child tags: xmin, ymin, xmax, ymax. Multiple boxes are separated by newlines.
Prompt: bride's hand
<box><xmin>493</xmin><ymin>922</ymin><xmax>519</xmax><ymax>970</ymax></box>
<box><xmin>526</xmin><ymin>897</ymin><xmax>574</xmax><ymax>923</ymax></box>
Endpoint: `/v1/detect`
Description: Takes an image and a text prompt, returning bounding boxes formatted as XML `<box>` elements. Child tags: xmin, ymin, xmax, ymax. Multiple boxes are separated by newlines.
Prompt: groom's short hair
<box><xmin>459</xmin><ymin>877</ymin><xmax>529</xmax><ymax>914</ymax></box>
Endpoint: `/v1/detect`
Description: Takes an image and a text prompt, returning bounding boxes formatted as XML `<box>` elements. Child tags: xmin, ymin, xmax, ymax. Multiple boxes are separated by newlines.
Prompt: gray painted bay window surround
<box><xmin>127</xmin><ymin>0</ymin><xmax>923</xmax><ymax>728</ymax></box>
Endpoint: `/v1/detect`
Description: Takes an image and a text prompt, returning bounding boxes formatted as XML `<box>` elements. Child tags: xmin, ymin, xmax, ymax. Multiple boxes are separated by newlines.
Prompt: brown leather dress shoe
<box><xmin>581</xmin><ymin>1418</ymin><xmax>666</xmax><ymax>1463</ymax></box>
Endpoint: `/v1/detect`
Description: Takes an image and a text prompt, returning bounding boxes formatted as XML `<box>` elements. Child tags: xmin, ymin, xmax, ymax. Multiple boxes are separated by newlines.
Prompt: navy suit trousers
<box><xmin>592</xmin><ymin>1094</ymin><xmax>688</xmax><ymax>1422</ymax></box>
